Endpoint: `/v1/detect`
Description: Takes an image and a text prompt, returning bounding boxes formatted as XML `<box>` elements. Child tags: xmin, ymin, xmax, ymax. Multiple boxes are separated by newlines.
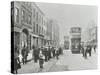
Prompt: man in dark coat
<box><xmin>84</xmin><ymin>46</ymin><xmax>88</xmax><ymax>59</ymax></box>
<box><xmin>87</xmin><ymin>45</ymin><xmax>92</xmax><ymax>57</ymax></box>
<box><xmin>21</xmin><ymin>46</ymin><xmax>26</xmax><ymax>64</ymax></box>
<box><xmin>59</xmin><ymin>47</ymin><xmax>63</xmax><ymax>55</ymax></box>
<box><xmin>43</xmin><ymin>47</ymin><xmax>48</xmax><ymax>62</ymax></box>
<box><xmin>80</xmin><ymin>44</ymin><xmax>85</xmax><ymax>57</ymax></box>
<box><xmin>55</xmin><ymin>48</ymin><xmax>59</xmax><ymax>60</ymax></box>
<box><xmin>24</xmin><ymin>47</ymin><xmax>28</xmax><ymax>64</ymax></box>
<box><xmin>33</xmin><ymin>47</ymin><xmax>39</xmax><ymax>63</ymax></box>
<box><xmin>52</xmin><ymin>47</ymin><xmax>55</xmax><ymax>57</ymax></box>
<box><xmin>48</xmin><ymin>46</ymin><xmax>51</xmax><ymax>60</ymax></box>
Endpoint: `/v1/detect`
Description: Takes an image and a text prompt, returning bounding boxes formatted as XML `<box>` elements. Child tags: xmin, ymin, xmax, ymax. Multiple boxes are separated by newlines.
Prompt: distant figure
<box><xmin>52</xmin><ymin>47</ymin><xmax>56</xmax><ymax>57</ymax></box>
<box><xmin>43</xmin><ymin>46</ymin><xmax>48</xmax><ymax>62</ymax></box>
<box><xmin>48</xmin><ymin>46</ymin><xmax>51</xmax><ymax>60</ymax></box>
<box><xmin>55</xmin><ymin>48</ymin><xmax>59</xmax><ymax>60</ymax></box>
<box><xmin>39</xmin><ymin>50</ymin><xmax>45</xmax><ymax>69</ymax></box>
<box><xmin>59</xmin><ymin>47</ymin><xmax>63</xmax><ymax>55</ymax></box>
<box><xmin>84</xmin><ymin>46</ymin><xmax>87</xmax><ymax>59</ymax></box>
<box><xmin>94</xmin><ymin>45</ymin><xmax>96</xmax><ymax>53</ymax></box>
<box><xmin>87</xmin><ymin>45</ymin><xmax>92</xmax><ymax>57</ymax></box>
<box><xmin>81</xmin><ymin>45</ymin><xmax>85</xmax><ymax>57</ymax></box>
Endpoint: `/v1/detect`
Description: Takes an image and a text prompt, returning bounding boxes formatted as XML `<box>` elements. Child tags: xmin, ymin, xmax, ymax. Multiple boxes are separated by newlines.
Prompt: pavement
<box><xmin>18</xmin><ymin>56</ymin><xmax>58</xmax><ymax>74</ymax></box>
<box><xmin>18</xmin><ymin>49</ymin><xmax>98</xmax><ymax>74</ymax></box>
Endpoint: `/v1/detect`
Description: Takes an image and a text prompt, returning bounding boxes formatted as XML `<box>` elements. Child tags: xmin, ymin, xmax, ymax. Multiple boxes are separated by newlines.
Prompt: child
<box><xmin>39</xmin><ymin>50</ymin><xmax>45</xmax><ymax>69</ymax></box>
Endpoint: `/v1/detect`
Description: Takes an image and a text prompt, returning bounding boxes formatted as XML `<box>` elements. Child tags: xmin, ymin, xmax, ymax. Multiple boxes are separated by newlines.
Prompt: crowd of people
<box><xmin>32</xmin><ymin>45</ymin><xmax>63</xmax><ymax>70</ymax></box>
<box><xmin>13</xmin><ymin>45</ymin><xmax>63</xmax><ymax>74</ymax></box>
<box><xmin>80</xmin><ymin>44</ymin><xmax>97</xmax><ymax>59</ymax></box>
<box><xmin>12</xmin><ymin>42</ymin><xmax>97</xmax><ymax>74</ymax></box>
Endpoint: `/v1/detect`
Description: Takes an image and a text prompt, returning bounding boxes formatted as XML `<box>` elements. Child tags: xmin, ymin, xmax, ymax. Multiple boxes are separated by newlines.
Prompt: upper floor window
<box><xmin>15</xmin><ymin>8</ymin><xmax>19</xmax><ymax>23</ymax></box>
<box><xmin>33</xmin><ymin>22</ymin><xmax>35</xmax><ymax>33</ymax></box>
<box><xmin>36</xmin><ymin>24</ymin><xmax>38</xmax><ymax>33</ymax></box>
<box><xmin>33</xmin><ymin>9</ymin><xmax>35</xmax><ymax>19</ymax></box>
<box><xmin>36</xmin><ymin>12</ymin><xmax>38</xmax><ymax>21</ymax></box>
<box><xmin>28</xmin><ymin>15</ymin><xmax>31</xmax><ymax>24</ymax></box>
<box><xmin>22</xmin><ymin>10</ymin><xmax>25</xmax><ymax>22</ymax></box>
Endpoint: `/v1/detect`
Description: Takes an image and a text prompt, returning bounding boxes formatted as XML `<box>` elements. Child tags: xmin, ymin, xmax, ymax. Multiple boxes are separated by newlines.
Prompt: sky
<box><xmin>36</xmin><ymin>2</ymin><xmax>98</xmax><ymax>44</ymax></box>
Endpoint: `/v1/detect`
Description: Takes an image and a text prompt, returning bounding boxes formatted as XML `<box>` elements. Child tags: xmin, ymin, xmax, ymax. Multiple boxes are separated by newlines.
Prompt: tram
<box><xmin>70</xmin><ymin>27</ymin><xmax>81</xmax><ymax>53</ymax></box>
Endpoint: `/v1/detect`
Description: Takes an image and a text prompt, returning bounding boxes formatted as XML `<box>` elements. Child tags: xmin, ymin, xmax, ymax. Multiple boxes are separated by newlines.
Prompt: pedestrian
<box><xmin>32</xmin><ymin>45</ymin><xmax>35</xmax><ymax>59</ymax></box>
<box><xmin>84</xmin><ymin>45</ymin><xmax>87</xmax><ymax>59</ymax></box>
<box><xmin>14</xmin><ymin>47</ymin><xmax>21</xmax><ymax>74</ymax></box>
<box><xmin>52</xmin><ymin>47</ymin><xmax>55</xmax><ymax>57</ymax></box>
<box><xmin>21</xmin><ymin>45</ymin><xmax>26</xmax><ymax>65</ymax></box>
<box><xmin>33</xmin><ymin>46</ymin><xmax>39</xmax><ymax>63</ymax></box>
<box><xmin>24</xmin><ymin>47</ymin><xmax>28</xmax><ymax>64</ymax></box>
<box><xmin>55</xmin><ymin>47</ymin><xmax>59</xmax><ymax>60</ymax></box>
<box><xmin>81</xmin><ymin>44</ymin><xmax>85</xmax><ymax>57</ymax></box>
<box><xmin>88</xmin><ymin>45</ymin><xmax>92</xmax><ymax>57</ymax></box>
<box><xmin>39</xmin><ymin>50</ymin><xmax>45</xmax><ymax>69</ymax></box>
<box><xmin>94</xmin><ymin>45</ymin><xmax>96</xmax><ymax>53</ymax></box>
<box><xmin>48</xmin><ymin>46</ymin><xmax>51</xmax><ymax>60</ymax></box>
<box><xmin>59</xmin><ymin>47</ymin><xmax>63</xmax><ymax>55</ymax></box>
<box><xmin>43</xmin><ymin>46</ymin><xmax>48</xmax><ymax>62</ymax></box>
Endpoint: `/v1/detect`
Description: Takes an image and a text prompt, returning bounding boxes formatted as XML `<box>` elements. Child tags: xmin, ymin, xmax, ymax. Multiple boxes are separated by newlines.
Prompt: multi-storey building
<box><xmin>82</xmin><ymin>25</ymin><xmax>97</xmax><ymax>47</ymax></box>
<box><xmin>11</xmin><ymin>1</ymin><xmax>48</xmax><ymax>52</ymax></box>
<box><xmin>46</xmin><ymin>19</ymin><xmax>60</xmax><ymax>47</ymax></box>
<box><xmin>11</xmin><ymin>2</ymin><xmax>33</xmax><ymax>52</ymax></box>
<box><xmin>31</xmin><ymin>3</ymin><xmax>46</xmax><ymax>47</ymax></box>
<box><xmin>11</xmin><ymin>1</ymin><xmax>60</xmax><ymax>53</ymax></box>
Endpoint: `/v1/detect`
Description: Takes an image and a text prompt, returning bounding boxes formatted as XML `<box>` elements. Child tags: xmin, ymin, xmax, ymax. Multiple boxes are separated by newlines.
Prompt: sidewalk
<box><xmin>18</xmin><ymin>56</ymin><xmax>58</xmax><ymax>74</ymax></box>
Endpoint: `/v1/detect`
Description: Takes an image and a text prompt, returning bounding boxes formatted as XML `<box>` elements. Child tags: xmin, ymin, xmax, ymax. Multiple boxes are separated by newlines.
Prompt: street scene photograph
<box><xmin>11</xmin><ymin>1</ymin><xmax>98</xmax><ymax>74</ymax></box>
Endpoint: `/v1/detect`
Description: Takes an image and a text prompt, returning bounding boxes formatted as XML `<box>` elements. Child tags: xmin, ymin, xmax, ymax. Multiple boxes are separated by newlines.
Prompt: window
<box><xmin>42</xmin><ymin>27</ymin><xmax>43</xmax><ymax>34</ymax></box>
<box><xmin>15</xmin><ymin>8</ymin><xmax>19</xmax><ymax>23</ymax></box>
<box><xmin>39</xmin><ymin>26</ymin><xmax>40</xmax><ymax>34</ymax></box>
<box><xmin>22</xmin><ymin>10</ymin><xmax>25</xmax><ymax>22</ymax></box>
<box><xmin>36</xmin><ymin>12</ymin><xmax>38</xmax><ymax>21</ymax></box>
<box><xmin>28</xmin><ymin>15</ymin><xmax>31</xmax><ymax>24</ymax></box>
<box><xmin>41</xmin><ymin>17</ymin><xmax>43</xmax><ymax>25</ymax></box>
<box><xmin>33</xmin><ymin>9</ymin><xmax>35</xmax><ymax>19</ymax></box>
<box><xmin>40</xmin><ymin>16</ymin><xmax>41</xmax><ymax>24</ymax></box>
<box><xmin>36</xmin><ymin>24</ymin><xmax>38</xmax><ymax>33</ymax></box>
<box><xmin>33</xmin><ymin>22</ymin><xmax>35</xmax><ymax>33</ymax></box>
<box><xmin>26</xmin><ymin>14</ymin><xmax>28</xmax><ymax>24</ymax></box>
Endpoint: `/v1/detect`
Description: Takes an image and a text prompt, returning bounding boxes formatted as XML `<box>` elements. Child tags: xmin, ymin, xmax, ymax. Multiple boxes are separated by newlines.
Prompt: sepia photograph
<box><xmin>11</xmin><ymin>1</ymin><xmax>98</xmax><ymax>74</ymax></box>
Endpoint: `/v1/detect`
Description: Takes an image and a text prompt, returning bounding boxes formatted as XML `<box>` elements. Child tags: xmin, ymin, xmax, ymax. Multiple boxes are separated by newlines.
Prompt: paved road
<box><xmin>18</xmin><ymin>49</ymin><xmax>97</xmax><ymax>74</ymax></box>
<box><xmin>48</xmin><ymin>50</ymin><xmax>97</xmax><ymax>71</ymax></box>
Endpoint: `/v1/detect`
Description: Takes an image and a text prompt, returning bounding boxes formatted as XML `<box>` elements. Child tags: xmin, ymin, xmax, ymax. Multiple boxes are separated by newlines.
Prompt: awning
<box><xmin>30</xmin><ymin>33</ymin><xmax>39</xmax><ymax>38</ymax></box>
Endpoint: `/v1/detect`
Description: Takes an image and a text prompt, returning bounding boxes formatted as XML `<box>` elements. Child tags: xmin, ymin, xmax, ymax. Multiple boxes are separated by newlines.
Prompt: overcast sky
<box><xmin>36</xmin><ymin>2</ymin><xmax>98</xmax><ymax>44</ymax></box>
